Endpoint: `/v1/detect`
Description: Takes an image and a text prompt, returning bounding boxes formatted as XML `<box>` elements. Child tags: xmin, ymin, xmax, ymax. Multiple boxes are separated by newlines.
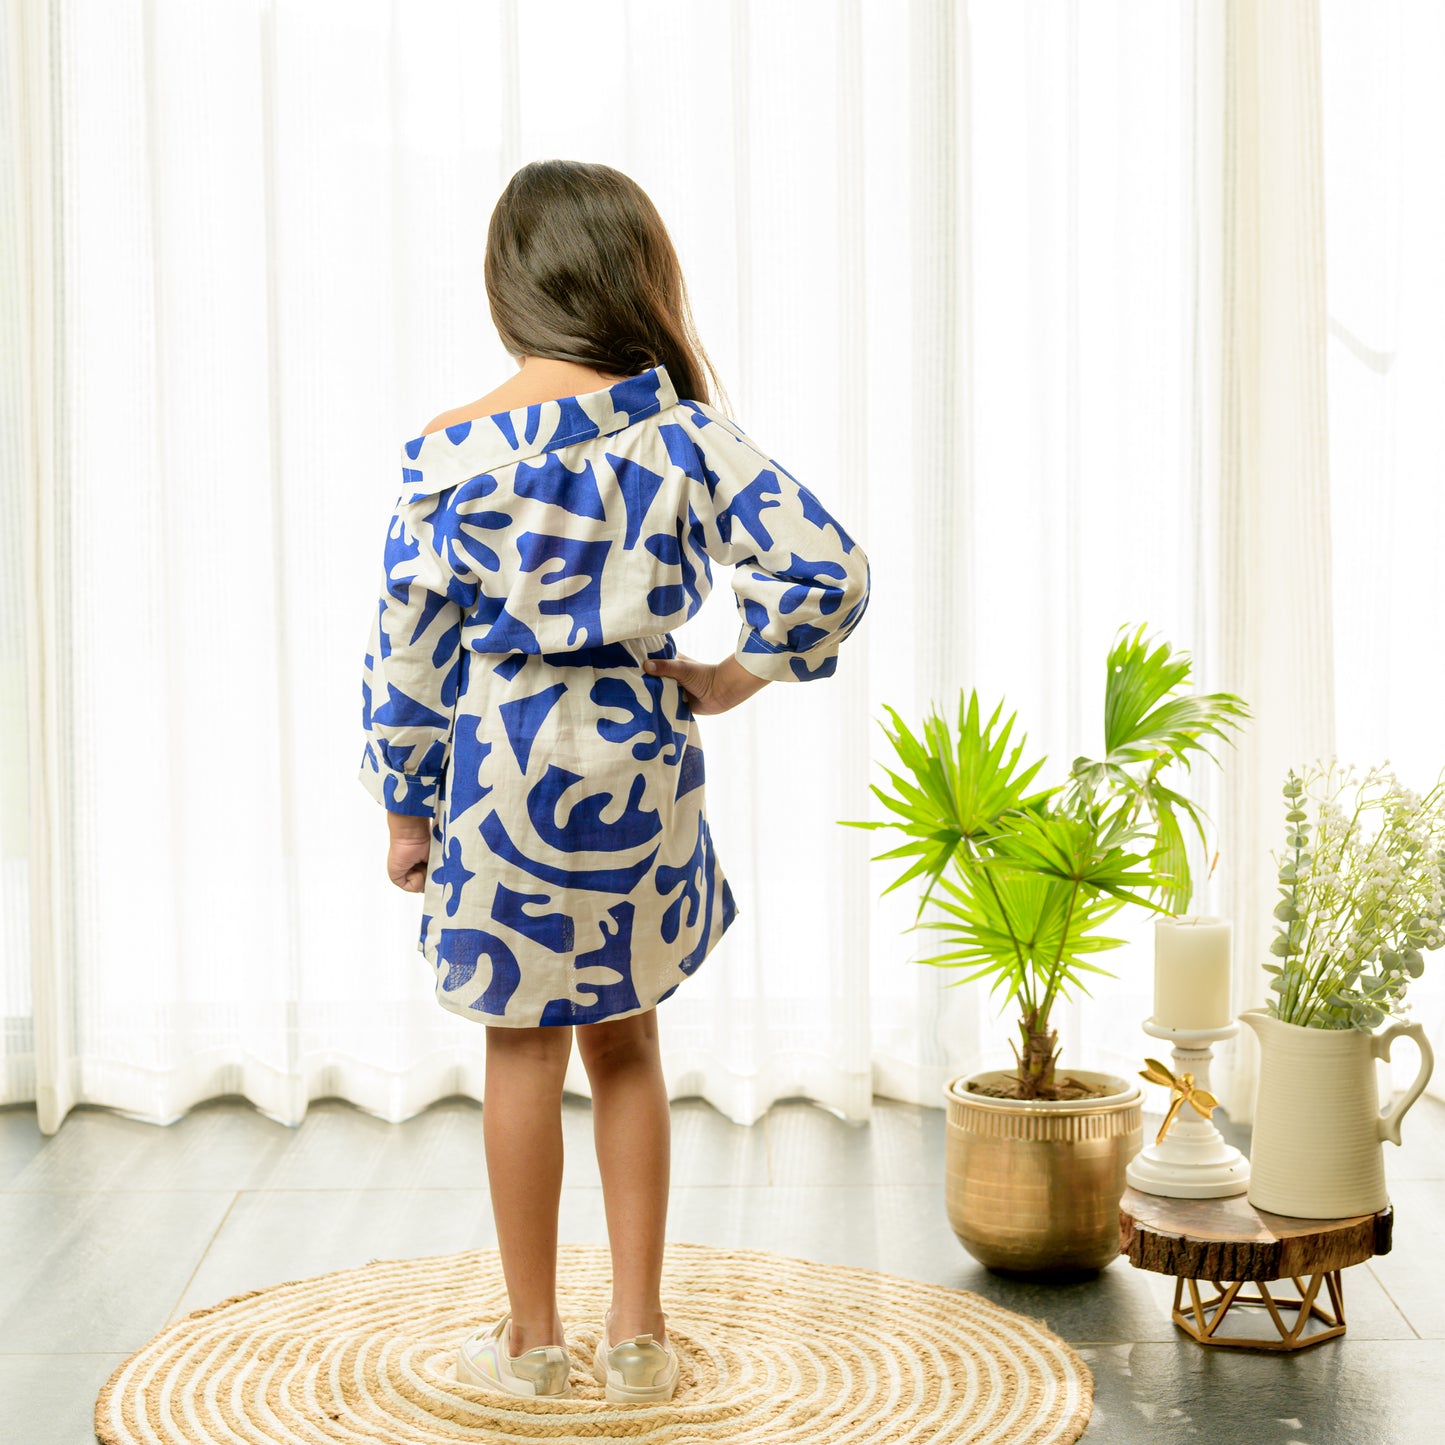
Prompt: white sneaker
<box><xmin>591</xmin><ymin>1306</ymin><xmax>680</xmax><ymax>1403</ymax></box>
<box><xmin>456</xmin><ymin>1311</ymin><xmax>573</xmax><ymax>1397</ymax></box>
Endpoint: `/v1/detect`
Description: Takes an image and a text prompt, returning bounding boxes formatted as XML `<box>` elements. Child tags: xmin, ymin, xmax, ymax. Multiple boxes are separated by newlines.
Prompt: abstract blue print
<box><xmin>359</xmin><ymin>362</ymin><xmax>870</xmax><ymax>1027</ymax></box>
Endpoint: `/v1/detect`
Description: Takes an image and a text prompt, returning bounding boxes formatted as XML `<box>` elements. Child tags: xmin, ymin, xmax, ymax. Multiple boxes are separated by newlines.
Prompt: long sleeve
<box><xmin>680</xmin><ymin>401</ymin><xmax>870</xmax><ymax>682</ymax></box>
<box><xmin>358</xmin><ymin>487</ymin><xmax>479</xmax><ymax>816</ymax></box>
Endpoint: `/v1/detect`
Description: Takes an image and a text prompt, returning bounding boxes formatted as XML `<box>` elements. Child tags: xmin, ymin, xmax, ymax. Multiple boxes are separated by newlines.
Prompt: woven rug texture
<box><xmin>95</xmin><ymin>1240</ymin><xmax>1094</xmax><ymax>1443</ymax></box>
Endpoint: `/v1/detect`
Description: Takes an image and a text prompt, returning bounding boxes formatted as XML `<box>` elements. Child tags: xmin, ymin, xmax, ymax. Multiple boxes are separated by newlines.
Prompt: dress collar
<box><xmin>398</xmin><ymin>362</ymin><xmax>680</xmax><ymax>500</ymax></box>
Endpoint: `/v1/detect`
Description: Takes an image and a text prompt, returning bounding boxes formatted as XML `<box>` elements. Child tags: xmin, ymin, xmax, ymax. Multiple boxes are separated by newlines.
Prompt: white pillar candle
<box><xmin>1153</xmin><ymin>915</ymin><xmax>1232</xmax><ymax>1030</ymax></box>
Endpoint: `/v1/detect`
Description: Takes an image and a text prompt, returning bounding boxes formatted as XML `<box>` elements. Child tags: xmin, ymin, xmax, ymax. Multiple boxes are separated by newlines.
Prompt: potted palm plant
<box><xmin>843</xmin><ymin>623</ymin><xmax>1251</xmax><ymax>1273</ymax></box>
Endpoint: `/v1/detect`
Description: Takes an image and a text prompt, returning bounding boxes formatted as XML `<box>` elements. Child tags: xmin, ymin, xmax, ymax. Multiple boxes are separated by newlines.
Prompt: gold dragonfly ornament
<box><xmin>1139</xmin><ymin>1057</ymin><xmax>1220</xmax><ymax>1145</ymax></box>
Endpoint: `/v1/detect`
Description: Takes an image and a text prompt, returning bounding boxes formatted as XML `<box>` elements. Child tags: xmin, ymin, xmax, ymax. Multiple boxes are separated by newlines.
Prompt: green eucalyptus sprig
<box><xmin>1266</xmin><ymin>759</ymin><xmax>1445</xmax><ymax>1030</ymax></box>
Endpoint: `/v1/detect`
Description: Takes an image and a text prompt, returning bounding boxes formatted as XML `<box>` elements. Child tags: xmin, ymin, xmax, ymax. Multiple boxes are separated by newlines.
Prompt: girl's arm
<box><xmin>677</xmin><ymin>401</ymin><xmax>872</xmax><ymax>686</ymax></box>
<box><xmin>358</xmin><ymin>486</ymin><xmax>479</xmax><ymax>819</ymax></box>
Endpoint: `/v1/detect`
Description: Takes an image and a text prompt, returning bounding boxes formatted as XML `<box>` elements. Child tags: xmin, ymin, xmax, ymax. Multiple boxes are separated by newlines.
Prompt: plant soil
<box><xmin>966</xmin><ymin>1075</ymin><xmax>1116</xmax><ymax>1102</ymax></box>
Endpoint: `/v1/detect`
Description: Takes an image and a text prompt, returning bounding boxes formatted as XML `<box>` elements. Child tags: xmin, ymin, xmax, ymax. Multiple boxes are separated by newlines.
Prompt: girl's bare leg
<box><xmin>575</xmin><ymin>1006</ymin><xmax>671</xmax><ymax>1347</ymax></box>
<box><xmin>482</xmin><ymin>1022</ymin><xmax>573</xmax><ymax>1354</ymax></box>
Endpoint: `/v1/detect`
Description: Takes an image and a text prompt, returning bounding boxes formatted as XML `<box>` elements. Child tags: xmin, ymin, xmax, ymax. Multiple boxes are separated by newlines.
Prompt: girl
<box><xmin>358</xmin><ymin>159</ymin><xmax>870</xmax><ymax>1404</ymax></box>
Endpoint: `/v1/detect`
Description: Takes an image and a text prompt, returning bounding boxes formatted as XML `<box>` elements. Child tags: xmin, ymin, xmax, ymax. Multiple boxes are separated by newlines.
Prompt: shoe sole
<box><xmin>591</xmin><ymin>1338</ymin><xmax>680</xmax><ymax>1403</ymax></box>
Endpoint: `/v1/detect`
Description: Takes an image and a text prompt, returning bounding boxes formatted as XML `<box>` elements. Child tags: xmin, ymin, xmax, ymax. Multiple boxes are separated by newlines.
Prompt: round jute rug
<box><xmin>95</xmin><ymin>1240</ymin><xmax>1093</xmax><ymax>1444</ymax></box>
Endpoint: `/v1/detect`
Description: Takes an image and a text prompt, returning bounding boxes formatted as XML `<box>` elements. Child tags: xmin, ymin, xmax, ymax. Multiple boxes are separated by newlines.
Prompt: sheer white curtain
<box><xmin>1208</xmin><ymin>0</ymin><xmax>1340</xmax><ymax>1121</ymax></box>
<box><xmin>6</xmin><ymin>0</ymin><xmax>1361</xmax><ymax>1137</ymax></box>
<box><xmin>1320</xmin><ymin>0</ymin><xmax>1445</xmax><ymax>1099</ymax></box>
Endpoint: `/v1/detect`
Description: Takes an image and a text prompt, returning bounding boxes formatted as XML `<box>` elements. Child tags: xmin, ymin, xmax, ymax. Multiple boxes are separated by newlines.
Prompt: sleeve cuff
<box><xmin>734</xmin><ymin>630</ymin><xmax>841</xmax><ymax>683</ymax></box>
<box><xmin>358</xmin><ymin>742</ymin><xmax>438</xmax><ymax>817</ymax></box>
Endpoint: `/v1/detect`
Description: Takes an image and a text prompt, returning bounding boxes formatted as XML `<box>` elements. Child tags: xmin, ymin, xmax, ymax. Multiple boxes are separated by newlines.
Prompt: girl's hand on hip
<box><xmin>644</xmin><ymin>651</ymin><xmax>770</xmax><ymax>715</ymax></box>
<box><xmin>386</xmin><ymin>814</ymin><xmax>432</xmax><ymax>892</ymax></box>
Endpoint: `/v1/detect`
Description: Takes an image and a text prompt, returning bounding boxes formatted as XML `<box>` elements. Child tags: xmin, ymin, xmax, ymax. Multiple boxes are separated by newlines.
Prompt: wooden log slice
<box><xmin>1119</xmin><ymin>1186</ymin><xmax>1393</xmax><ymax>1280</ymax></box>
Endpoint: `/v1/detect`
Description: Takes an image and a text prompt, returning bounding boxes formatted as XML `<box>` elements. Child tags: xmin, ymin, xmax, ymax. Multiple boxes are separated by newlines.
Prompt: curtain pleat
<box><xmin>5</xmin><ymin>0</ymin><xmax>78</xmax><ymax>1135</ymax></box>
<box><xmin>830</xmin><ymin>0</ymin><xmax>874</xmax><ymax>1108</ymax></box>
<box><xmin>892</xmin><ymin>0</ymin><xmax>986</xmax><ymax>1106</ymax></box>
<box><xmin>1215</xmin><ymin>0</ymin><xmax>1337</xmax><ymax>1121</ymax></box>
<box><xmin>1320</xmin><ymin>0</ymin><xmax>1445</xmax><ymax>1099</ymax></box>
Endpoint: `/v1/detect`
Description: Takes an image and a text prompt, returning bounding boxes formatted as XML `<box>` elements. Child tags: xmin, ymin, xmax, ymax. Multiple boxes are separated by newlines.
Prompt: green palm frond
<box><xmin>1147</xmin><ymin>793</ymin><xmax>1191</xmax><ymax>915</ymax></box>
<box><xmin>910</xmin><ymin>864</ymin><xmax>1131</xmax><ymax>1006</ymax></box>
<box><xmin>1102</xmin><ymin>622</ymin><xmax>1251</xmax><ymax>771</ymax></box>
<box><xmin>1147</xmin><ymin>781</ymin><xmax>1211</xmax><ymax>855</ymax></box>
<box><xmin>1137</xmin><ymin>780</ymin><xmax>1216</xmax><ymax>914</ymax></box>
<box><xmin>838</xmin><ymin>692</ymin><xmax>1058</xmax><ymax>920</ymax></box>
<box><xmin>973</xmin><ymin>807</ymin><xmax>1175</xmax><ymax>914</ymax></box>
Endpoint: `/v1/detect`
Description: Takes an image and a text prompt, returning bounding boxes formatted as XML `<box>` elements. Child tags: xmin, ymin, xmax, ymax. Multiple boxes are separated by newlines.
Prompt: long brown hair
<box><xmin>484</xmin><ymin>159</ymin><xmax>728</xmax><ymax>411</ymax></box>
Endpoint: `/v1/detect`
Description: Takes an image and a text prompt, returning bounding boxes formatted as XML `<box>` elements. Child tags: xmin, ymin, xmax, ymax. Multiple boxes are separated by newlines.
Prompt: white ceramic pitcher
<box><xmin>1242</xmin><ymin>1006</ymin><xmax>1434</xmax><ymax>1218</ymax></box>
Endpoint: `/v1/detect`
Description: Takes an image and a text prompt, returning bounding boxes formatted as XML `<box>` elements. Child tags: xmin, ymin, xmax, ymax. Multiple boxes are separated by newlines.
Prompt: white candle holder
<box><xmin>1126</xmin><ymin>1018</ymin><xmax>1251</xmax><ymax>1199</ymax></box>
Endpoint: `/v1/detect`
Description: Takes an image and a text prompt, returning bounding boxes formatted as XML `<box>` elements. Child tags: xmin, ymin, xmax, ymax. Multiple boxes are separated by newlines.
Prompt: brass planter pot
<box><xmin>944</xmin><ymin>1068</ymin><xmax>1143</xmax><ymax>1275</ymax></box>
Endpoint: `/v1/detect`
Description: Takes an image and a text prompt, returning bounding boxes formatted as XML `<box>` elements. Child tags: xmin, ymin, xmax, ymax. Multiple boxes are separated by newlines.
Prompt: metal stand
<box><xmin>1126</xmin><ymin>1019</ymin><xmax>1250</xmax><ymax>1199</ymax></box>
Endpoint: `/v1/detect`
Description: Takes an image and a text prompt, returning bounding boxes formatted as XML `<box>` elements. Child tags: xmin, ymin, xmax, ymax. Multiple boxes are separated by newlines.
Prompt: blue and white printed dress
<box><xmin>358</xmin><ymin>362</ymin><xmax>870</xmax><ymax>1028</ymax></box>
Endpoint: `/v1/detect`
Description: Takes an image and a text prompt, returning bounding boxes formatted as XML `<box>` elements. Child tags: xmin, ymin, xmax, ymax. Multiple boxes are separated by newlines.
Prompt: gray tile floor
<box><xmin>2</xmin><ymin>1088</ymin><xmax>1441</xmax><ymax>1443</ymax></box>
